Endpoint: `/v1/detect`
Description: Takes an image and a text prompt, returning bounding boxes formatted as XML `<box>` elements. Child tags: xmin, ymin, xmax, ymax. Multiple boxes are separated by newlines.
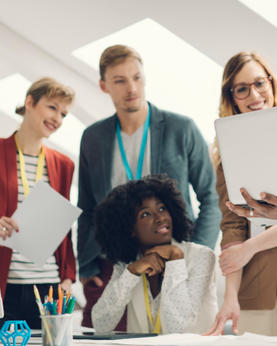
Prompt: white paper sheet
<box><xmin>106</xmin><ymin>333</ymin><xmax>221</xmax><ymax>345</ymax></box>
<box><xmin>0</xmin><ymin>181</ymin><xmax>82</xmax><ymax>266</ymax></box>
<box><xmin>92</xmin><ymin>332</ymin><xmax>277</xmax><ymax>346</ymax></box>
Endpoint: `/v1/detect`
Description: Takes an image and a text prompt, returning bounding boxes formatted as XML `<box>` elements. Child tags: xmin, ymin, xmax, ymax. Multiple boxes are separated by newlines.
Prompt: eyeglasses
<box><xmin>230</xmin><ymin>76</ymin><xmax>272</xmax><ymax>100</ymax></box>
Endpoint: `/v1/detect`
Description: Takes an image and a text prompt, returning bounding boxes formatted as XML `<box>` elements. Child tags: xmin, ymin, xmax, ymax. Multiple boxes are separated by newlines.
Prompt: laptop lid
<box><xmin>215</xmin><ymin>107</ymin><xmax>277</xmax><ymax>206</ymax></box>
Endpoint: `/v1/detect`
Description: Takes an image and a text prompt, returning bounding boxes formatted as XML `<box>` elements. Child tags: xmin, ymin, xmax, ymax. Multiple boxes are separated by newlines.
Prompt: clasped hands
<box><xmin>80</xmin><ymin>245</ymin><xmax>184</xmax><ymax>288</ymax></box>
<box><xmin>128</xmin><ymin>244</ymin><xmax>184</xmax><ymax>276</ymax></box>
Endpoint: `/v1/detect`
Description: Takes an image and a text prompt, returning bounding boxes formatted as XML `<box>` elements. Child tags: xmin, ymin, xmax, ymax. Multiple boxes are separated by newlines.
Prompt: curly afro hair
<box><xmin>95</xmin><ymin>175</ymin><xmax>193</xmax><ymax>264</ymax></box>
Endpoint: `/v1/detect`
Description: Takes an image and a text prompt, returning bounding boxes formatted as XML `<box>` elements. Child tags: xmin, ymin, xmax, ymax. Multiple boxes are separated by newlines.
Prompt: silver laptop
<box><xmin>215</xmin><ymin>107</ymin><xmax>277</xmax><ymax>225</ymax></box>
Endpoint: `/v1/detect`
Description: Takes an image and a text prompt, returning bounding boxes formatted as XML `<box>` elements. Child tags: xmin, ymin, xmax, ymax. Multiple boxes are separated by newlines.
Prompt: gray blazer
<box><xmin>77</xmin><ymin>102</ymin><xmax>221</xmax><ymax>278</ymax></box>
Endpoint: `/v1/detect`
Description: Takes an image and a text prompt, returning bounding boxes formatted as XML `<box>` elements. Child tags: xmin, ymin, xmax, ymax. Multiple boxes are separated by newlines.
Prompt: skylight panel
<box><xmin>239</xmin><ymin>0</ymin><xmax>277</xmax><ymax>28</ymax></box>
<box><xmin>0</xmin><ymin>73</ymin><xmax>30</xmax><ymax>122</ymax></box>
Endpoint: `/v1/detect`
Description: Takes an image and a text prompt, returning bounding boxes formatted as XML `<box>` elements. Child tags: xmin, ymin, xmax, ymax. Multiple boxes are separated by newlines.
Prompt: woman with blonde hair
<box><xmin>0</xmin><ymin>77</ymin><xmax>76</xmax><ymax>328</ymax></box>
<box><xmin>205</xmin><ymin>52</ymin><xmax>277</xmax><ymax>336</ymax></box>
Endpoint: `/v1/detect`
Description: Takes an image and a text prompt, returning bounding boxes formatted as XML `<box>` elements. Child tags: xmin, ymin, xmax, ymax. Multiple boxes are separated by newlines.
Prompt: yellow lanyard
<box><xmin>142</xmin><ymin>273</ymin><xmax>161</xmax><ymax>334</ymax></box>
<box><xmin>14</xmin><ymin>134</ymin><xmax>45</xmax><ymax>196</ymax></box>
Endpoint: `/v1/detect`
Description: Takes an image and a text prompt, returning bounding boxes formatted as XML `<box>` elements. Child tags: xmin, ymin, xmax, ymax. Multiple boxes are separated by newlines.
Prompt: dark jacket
<box><xmin>78</xmin><ymin>102</ymin><xmax>221</xmax><ymax>278</ymax></box>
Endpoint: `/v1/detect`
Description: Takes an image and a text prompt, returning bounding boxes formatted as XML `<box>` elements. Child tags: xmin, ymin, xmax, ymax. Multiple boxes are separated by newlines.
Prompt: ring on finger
<box><xmin>2</xmin><ymin>226</ymin><xmax>7</xmax><ymax>232</ymax></box>
<box><xmin>249</xmin><ymin>208</ymin><xmax>254</xmax><ymax>217</ymax></box>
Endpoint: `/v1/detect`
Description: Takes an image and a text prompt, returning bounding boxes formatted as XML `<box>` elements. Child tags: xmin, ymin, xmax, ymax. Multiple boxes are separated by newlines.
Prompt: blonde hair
<box><xmin>16</xmin><ymin>77</ymin><xmax>75</xmax><ymax>116</ymax></box>
<box><xmin>212</xmin><ymin>52</ymin><xmax>277</xmax><ymax>167</ymax></box>
<box><xmin>99</xmin><ymin>45</ymin><xmax>143</xmax><ymax>80</ymax></box>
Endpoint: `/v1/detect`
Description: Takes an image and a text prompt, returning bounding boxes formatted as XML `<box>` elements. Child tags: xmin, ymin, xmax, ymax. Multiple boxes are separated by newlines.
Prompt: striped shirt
<box><xmin>7</xmin><ymin>152</ymin><xmax>60</xmax><ymax>284</ymax></box>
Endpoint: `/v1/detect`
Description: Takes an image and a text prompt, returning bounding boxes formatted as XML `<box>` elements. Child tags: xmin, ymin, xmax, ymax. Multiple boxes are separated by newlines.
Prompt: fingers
<box><xmin>0</xmin><ymin>217</ymin><xmax>19</xmax><ymax>240</ymax></box>
<box><xmin>261</xmin><ymin>192</ymin><xmax>277</xmax><ymax>206</ymax></box>
<box><xmin>92</xmin><ymin>276</ymin><xmax>104</xmax><ymax>287</ymax></box>
<box><xmin>240</xmin><ymin>188</ymin><xmax>258</xmax><ymax>207</ymax></box>
<box><xmin>144</xmin><ymin>248</ymin><xmax>156</xmax><ymax>257</ymax></box>
<box><xmin>225</xmin><ymin>202</ymin><xmax>252</xmax><ymax>218</ymax></box>
<box><xmin>219</xmin><ymin>256</ymin><xmax>226</xmax><ymax>272</ymax></box>
<box><xmin>145</xmin><ymin>245</ymin><xmax>170</xmax><ymax>261</ymax></box>
<box><xmin>60</xmin><ymin>279</ymin><xmax>72</xmax><ymax>293</ymax></box>
<box><xmin>130</xmin><ymin>253</ymin><xmax>165</xmax><ymax>276</ymax></box>
<box><xmin>202</xmin><ymin>319</ymin><xmax>217</xmax><ymax>336</ymax></box>
<box><xmin>80</xmin><ymin>275</ymin><xmax>103</xmax><ymax>287</ymax></box>
<box><xmin>219</xmin><ymin>251</ymin><xmax>232</xmax><ymax>269</ymax></box>
<box><xmin>0</xmin><ymin>225</ymin><xmax>12</xmax><ymax>240</ymax></box>
<box><xmin>226</xmin><ymin>188</ymin><xmax>263</xmax><ymax>218</ymax></box>
<box><xmin>226</xmin><ymin>189</ymin><xmax>277</xmax><ymax>219</ymax></box>
<box><xmin>232</xmin><ymin>314</ymin><xmax>239</xmax><ymax>335</ymax></box>
<box><xmin>146</xmin><ymin>251</ymin><xmax>168</xmax><ymax>262</ymax></box>
<box><xmin>219</xmin><ymin>259</ymin><xmax>232</xmax><ymax>276</ymax></box>
<box><xmin>1</xmin><ymin>216</ymin><xmax>19</xmax><ymax>230</ymax></box>
<box><xmin>203</xmin><ymin>316</ymin><xmax>226</xmax><ymax>336</ymax></box>
<box><xmin>220</xmin><ymin>264</ymin><xmax>235</xmax><ymax>276</ymax></box>
<box><xmin>148</xmin><ymin>255</ymin><xmax>164</xmax><ymax>276</ymax></box>
<box><xmin>209</xmin><ymin>318</ymin><xmax>226</xmax><ymax>336</ymax></box>
<box><xmin>202</xmin><ymin>318</ymin><xmax>219</xmax><ymax>335</ymax></box>
<box><xmin>206</xmin><ymin>316</ymin><xmax>239</xmax><ymax>336</ymax></box>
<box><xmin>219</xmin><ymin>247</ymin><xmax>242</xmax><ymax>276</ymax></box>
<box><xmin>240</xmin><ymin>188</ymin><xmax>271</xmax><ymax>216</ymax></box>
<box><xmin>145</xmin><ymin>253</ymin><xmax>165</xmax><ymax>276</ymax></box>
<box><xmin>226</xmin><ymin>200</ymin><xmax>258</xmax><ymax>218</ymax></box>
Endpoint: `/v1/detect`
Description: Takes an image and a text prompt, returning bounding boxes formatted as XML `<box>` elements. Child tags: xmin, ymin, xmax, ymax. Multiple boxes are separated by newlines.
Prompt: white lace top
<box><xmin>92</xmin><ymin>241</ymin><xmax>218</xmax><ymax>334</ymax></box>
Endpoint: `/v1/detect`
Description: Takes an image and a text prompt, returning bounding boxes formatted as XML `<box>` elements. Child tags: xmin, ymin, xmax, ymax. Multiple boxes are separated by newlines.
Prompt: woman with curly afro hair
<box><xmin>92</xmin><ymin>175</ymin><xmax>218</xmax><ymax>334</ymax></box>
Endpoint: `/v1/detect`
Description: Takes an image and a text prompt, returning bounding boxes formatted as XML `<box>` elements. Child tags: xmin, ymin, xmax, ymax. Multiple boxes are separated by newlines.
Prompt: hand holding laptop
<box><xmin>226</xmin><ymin>188</ymin><xmax>277</xmax><ymax>219</ymax></box>
<box><xmin>215</xmin><ymin>107</ymin><xmax>277</xmax><ymax>226</ymax></box>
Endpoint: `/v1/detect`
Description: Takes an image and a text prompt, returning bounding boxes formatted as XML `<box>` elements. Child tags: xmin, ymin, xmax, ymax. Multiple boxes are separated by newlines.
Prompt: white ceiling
<box><xmin>1</xmin><ymin>0</ymin><xmax>277</xmax><ymax>202</ymax></box>
<box><xmin>1</xmin><ymin>0</ymin><xmax>277</xmax><ymax>120</ymax></box>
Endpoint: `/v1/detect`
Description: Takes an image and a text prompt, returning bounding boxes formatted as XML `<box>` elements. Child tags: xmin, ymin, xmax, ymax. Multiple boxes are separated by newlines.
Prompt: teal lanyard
<box><xmin>116</xmin><ymin>104</ymin><xmax>151</xmax><ymax>180</ymax></box>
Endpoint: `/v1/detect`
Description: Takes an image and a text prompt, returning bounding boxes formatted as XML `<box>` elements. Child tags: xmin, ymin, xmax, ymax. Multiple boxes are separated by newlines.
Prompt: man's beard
<box><xmin>125</xmin><ymin>106</ymin><xmax>140</xmax><ymax>113</ymax></box>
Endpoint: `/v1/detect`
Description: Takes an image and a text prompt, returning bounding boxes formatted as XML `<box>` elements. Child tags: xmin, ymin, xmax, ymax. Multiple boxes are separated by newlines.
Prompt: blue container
<box><xmin>0</xmin><ymin>320</ymin><xmax>31</xmax><ymax>346</ymax></box>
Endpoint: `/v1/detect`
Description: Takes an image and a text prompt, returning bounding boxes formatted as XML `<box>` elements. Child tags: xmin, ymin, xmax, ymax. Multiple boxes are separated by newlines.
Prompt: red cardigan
<box><xmin>0</xmin><ymin>134</ymin><xmax>76</xmax><ymax>297</ymax></box>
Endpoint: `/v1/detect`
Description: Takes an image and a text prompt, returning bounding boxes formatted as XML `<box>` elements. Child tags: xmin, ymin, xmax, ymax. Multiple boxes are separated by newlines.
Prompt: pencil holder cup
<box><xmin>0</xmin><ymin>320</ymin><xmax>31</xmax><ymax>346</ymax></box>
<box><xmin>41</xmin><ymin>314</ymin><xmax>72</xmax><ymax>346</ymax></box>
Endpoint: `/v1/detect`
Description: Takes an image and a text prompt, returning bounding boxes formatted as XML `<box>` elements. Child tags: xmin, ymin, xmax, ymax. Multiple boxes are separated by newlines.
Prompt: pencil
<box><xmin>48</xmin><ymin>285</ymin><xmax>53</xmax><ymax>303</ymax></box>
<box><xmin>65</xmin><ymin>291</ymin><xmax>71</xmax><ymax>305</ymax></box>
<box><xmin>33</xmin><ymin>285</ymin><xmax>53</xmax><ymax>346</ymax></box>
